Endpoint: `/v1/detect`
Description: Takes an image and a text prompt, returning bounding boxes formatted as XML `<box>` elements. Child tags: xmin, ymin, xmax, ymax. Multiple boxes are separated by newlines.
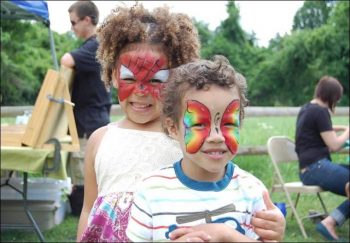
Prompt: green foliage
<box><xmin>248</xmin><ymin>1</ymin><xmax>349</xmax><ymax>106</ymax></box>
<box><xmin>1</xmin><ymin>20</ymin><xmax>80</xmax><ymax>105</ymax></box>
<box><xmin>293</xmin><ymin>1</ymin><xmax>332</xmax><ymax>30</ymax></box>
<box><xmin>219</xmin><ymin>1</ymin><xmax>246</xmax><ymax>45</ymax></box>
<box><xmin>1</xmin><ymin>1</ymin><xmax>349</xmax><ymax>107</ymax></box>
<box><xmin>193</xmin><ymin>20</ymin><xmax>214</xmax><ymax>49</ymax></box>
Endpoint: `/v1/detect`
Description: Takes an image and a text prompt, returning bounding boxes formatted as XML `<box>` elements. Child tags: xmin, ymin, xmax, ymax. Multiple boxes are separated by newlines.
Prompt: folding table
<box><xmin>1</xmin><ymin>66</ymin><xmax>79</xmax><ymax>242</ymax></box>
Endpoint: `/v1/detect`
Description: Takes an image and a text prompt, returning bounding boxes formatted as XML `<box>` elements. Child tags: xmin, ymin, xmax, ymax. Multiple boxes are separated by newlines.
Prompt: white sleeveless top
<box><xmin>95</xmin><ymin>123</ymin><xmax>183</xmax><ymax>196</ymax></box>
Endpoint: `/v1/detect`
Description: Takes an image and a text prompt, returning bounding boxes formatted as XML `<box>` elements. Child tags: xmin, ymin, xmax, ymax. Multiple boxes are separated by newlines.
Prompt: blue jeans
<box><xmin>300</xmin><ymin>158</ymin><xmax>349</xmax><ymax>226</ymax></box>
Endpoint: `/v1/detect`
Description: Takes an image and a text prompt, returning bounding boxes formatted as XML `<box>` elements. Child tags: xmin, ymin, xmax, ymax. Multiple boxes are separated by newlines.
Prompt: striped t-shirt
<box><xmin>126</xmin><ymin>161</ymin><xmax>267</xmax><ymax>242</ymax></box>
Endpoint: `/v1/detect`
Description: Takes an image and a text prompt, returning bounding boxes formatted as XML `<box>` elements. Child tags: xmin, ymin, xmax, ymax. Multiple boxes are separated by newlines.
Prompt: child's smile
<box><xmin>114</xmin><ymin>44</ymin><xmax>169</xmax><ymax>125</ymax></box>
<box><xmin>174</xmin><ymin>85</ymin><xmax>240</xmax><ymax>182</ymax></box>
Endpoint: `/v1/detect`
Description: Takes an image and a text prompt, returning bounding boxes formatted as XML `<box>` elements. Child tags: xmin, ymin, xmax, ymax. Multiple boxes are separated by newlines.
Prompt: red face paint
<box><xmin>115</xmin><ymin>50</ymin><xmax>169</xmax><ymax>101</ymax></box>
<box><xmin>220</xmin><ymin>100</ymin><xmax>240</xmax><ymax>155</ymax></box>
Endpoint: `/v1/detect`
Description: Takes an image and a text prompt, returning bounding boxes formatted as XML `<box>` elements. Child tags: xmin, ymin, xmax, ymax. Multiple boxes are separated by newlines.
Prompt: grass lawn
<box><xmin>1</xmin><ymin>115</ymin><xmax>349</xmax><ymax>242</ymax></box>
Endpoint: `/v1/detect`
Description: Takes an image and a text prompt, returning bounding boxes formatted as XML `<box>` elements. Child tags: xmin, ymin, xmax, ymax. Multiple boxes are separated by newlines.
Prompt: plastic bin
<box><xmin>1</xmin><ymin>177</ymin><xmax>71</xmax><ymax>230</ymax></box>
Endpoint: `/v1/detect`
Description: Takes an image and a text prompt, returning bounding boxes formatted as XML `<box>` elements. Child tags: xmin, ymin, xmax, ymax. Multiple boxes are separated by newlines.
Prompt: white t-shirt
<box><xmin>126</xmin><ymin>161</ymin><xmax>267</xmax><ymax>242</ymax></box>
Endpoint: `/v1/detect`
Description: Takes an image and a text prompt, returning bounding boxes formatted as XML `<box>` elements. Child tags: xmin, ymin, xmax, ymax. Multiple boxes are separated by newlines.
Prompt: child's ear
<box><xmin>113</xmin><ymin>80</ymin><xmax>118</xmax><ymax>89</ymax></box>
<box><xmin>164</xmin><ymin>117</ymin><xmax>178</xmax><ymax>139</ymax></box>
<box><xmin>112</xmin><ymin>70</ymin><xmax>119</xmax><ymax>89</ymax></box>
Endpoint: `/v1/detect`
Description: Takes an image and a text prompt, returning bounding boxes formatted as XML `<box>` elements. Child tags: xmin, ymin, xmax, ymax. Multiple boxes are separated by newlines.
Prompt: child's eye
<box><xmin>224</xmin><ymin>123</ymin><xmax>238</xmax><ymax>127</ymax></box>
<box><xmin>192</xmin><ymin>123</ymin><xmax>205</xmax><ymax>128</ymax></box>
<box><xmin>150</xmin><ymin>79</ymin><xmax>163</xmax><ymax>83</ymax></box>
<box><xmin>123</xmin><ymin>78</ymin><xmax>136</xmax><ymax>83</ymax></box>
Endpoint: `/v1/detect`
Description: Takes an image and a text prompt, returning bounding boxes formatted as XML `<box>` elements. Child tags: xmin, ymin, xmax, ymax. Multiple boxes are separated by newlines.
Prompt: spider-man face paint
<box><xmin>183</xmin><ymin>100</ymin><xmax>240</xmax><ymax>155</ymax></box>
<box><xmin>220</xmin><ymin>100</ymin><xmax>240</xmax><ymax>155</ymax></box>
<box><xmin>115</xmin><ymin>50</ymin><xmax>169</xmax><ymax>101</ymax></box>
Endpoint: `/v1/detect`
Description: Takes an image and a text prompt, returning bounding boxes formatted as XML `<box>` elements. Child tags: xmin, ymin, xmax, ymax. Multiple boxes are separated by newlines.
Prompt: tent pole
<box><xmin>48</xmin><ymin>26</ymin><xmax>59</xmax><ymax>70</ymax></box>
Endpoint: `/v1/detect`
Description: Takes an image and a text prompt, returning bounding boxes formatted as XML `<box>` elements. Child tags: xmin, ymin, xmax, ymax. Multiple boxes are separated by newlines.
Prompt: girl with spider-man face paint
<box><xmin>79</xmin><ymin>3</ymin><xmax>200</xmax><ymax>242</ymax></box>
<box><xmin>79</xmin><ymin>3</ymin><xmax>285</xmax><ymax>243</ymax></box>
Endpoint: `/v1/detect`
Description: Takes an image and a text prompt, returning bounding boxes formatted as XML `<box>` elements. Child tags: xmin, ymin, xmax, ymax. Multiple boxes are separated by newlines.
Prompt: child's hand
<box><xmin>251</xmin><ymin>191</ymin><xmax>286</xmax><ymax>242</ymax></box>
<box><xmin>169</xmin><ymin>227</ymin><xmax>211</xmax><ymax>242</ymax></box>
<box><xmin>170</xmin><ymin>223</ymin><xmax>246</xmax><ymax>242</ymax></box>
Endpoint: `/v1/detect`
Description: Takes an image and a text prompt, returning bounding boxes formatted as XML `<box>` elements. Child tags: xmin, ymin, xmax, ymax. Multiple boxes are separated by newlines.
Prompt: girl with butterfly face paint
<box><xmin>126</xmin><ymin>56</ymin><xmax>286</xmax><ymax>242</ymax></box>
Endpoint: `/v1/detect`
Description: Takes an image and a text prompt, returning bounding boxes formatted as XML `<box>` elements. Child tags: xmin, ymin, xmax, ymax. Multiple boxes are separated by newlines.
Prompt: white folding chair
<box><xmin>267</xmin><ymin>136</ymin><xmax>328</xmax><ymax>239</ymax></box>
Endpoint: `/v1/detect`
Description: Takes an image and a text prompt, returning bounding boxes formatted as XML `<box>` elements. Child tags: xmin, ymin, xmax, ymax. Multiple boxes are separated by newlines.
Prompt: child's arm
<box><xmin>170</xmin><ymin>224</ymin><xmax>261</xmax><ymax>242</ymax></box>
<box><xmin>251</xmin><ymin>191</ymin><xmax>285</xmax><ymax>242</ymax></box>
<box><xmin>170</xmin><ymin>191</ymin><xmax>285</xmax><ymax>242</ymax></box>
<box><xmin>76</xmin><ymin>127</ymin><xmax>106</xmax><ymax>241</ymax></box>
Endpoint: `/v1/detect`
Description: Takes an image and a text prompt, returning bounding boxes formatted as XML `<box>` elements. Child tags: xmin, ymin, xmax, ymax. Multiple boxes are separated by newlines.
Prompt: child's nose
<box><xmin>206</xmin><ymin>127</ymin><xmax>225</xmax><ymax>143</ymax></box>
<box><xmin>134</xmin><ymin>83</ymin><xmax>149</xmax><ymax>96</ymax></box>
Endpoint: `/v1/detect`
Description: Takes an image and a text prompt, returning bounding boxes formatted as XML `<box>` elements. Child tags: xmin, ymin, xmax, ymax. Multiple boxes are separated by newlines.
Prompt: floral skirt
<box><xmin>80</xmin><ymin>192</ymin><xmax>134</xmax><ymax>242</ymax></box>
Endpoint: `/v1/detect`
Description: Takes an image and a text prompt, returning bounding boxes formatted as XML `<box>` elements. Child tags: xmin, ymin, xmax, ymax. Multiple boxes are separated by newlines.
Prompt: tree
<box><xmin>1</xmin><ymin>20</ymin><xmax>80</xmax><ymax>105</ymax></box>
<box><xmin>249</xmin><ymin>1</ymin><xmax>349</xmax><ymax>106</ymax></box>
<box><xmin>293</xmin><ymin>1</ymin><xmax>332</xmax><ymax>30</ymax></box>
<box><xmin>218</xmin><ymin>1</ymin><xmax>246</xmax><ymax>45</ymax></box>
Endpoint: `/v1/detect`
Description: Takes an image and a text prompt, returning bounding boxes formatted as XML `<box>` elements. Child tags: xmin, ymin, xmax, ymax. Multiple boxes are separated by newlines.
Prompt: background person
<box><xmin>60</xmin><ymin>0</ymin><xmax>112</xmax><ymax>216</ymax></box>
<box><xmin>295</xmin><ymin>75</ymin><xmax>349</xmax><ymax>241</ymax></box>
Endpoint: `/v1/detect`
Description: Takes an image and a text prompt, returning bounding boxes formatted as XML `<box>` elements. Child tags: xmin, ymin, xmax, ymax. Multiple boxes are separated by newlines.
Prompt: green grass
<box><xmin>0</xmin><ymin>215</ymin><xmax>79</xmax><ymax>242</ymax></box>
<box><xmin>1</xmin><ymin>115</ymin><xmax>349</xmax><ymax>242</ymax></box>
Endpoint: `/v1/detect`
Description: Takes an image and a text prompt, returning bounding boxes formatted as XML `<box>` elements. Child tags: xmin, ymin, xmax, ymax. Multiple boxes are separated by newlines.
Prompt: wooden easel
<box><xmin>1</xmin><ymin>66</ymin><xmax>79</xmax><ymax>152</ymax></box>
<box><xmin>1</xmin><ymin>66</ymin><xmax>79</xmax><ymax>242</ymax></box>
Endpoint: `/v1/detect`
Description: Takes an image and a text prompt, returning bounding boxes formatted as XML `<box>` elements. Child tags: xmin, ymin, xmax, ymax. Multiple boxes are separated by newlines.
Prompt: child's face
<box><xmin>170</xmin><ymin>85</ymin><xmax>240</xmax><ymax>181</ymax></box>
<box><xmin>114</xmin><ymin>43</ymin><xmax>169</xmax><ymax>124</ymax></box>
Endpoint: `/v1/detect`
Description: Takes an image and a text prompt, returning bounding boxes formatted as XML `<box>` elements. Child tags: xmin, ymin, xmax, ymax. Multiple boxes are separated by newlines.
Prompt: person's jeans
<box><xmin>300</xmin><ymin>158</ymin><xmax>349</xmax><ymax>226</ymax></box>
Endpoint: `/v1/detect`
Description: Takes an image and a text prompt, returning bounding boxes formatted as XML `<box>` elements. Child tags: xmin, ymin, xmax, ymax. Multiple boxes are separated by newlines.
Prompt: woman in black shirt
<box><xmin>295</xmin><ymin>76</ymin><xmax>349</xmax><ymax>241</ymax></box>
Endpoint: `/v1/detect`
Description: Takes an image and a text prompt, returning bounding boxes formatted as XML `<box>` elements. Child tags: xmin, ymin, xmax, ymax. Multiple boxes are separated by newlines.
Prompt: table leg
<box><xmin>22</xmin><ymin>172</ymin><xmax>46</xmax><ymax>242</ymax></box>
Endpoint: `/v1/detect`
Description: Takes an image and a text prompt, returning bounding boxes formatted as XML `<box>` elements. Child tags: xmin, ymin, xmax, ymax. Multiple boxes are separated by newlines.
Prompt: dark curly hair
<box><xmin>96</xmin><ymin>3</ymin><xmax>201</xmax><ymax>87</ymax></box>
<box><xmin>162</xmin><ymin>55</ymin><xmax>249</xmax><ymax>132</ymax></box>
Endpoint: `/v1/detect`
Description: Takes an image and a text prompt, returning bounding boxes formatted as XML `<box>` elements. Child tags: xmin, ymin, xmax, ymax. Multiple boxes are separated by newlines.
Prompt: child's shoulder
<box><xmin>232</xmin><ymin>163</ymin><xmax>267</xmax><ymax>191</ymax></box>
<box><xmin>139</xmin><ymin>164</ymin><xmax>177</xmax><ymax>186</ymax></box>
<box><xmin>87</xmin><ymin>125</ymin><xmax>109</xmax><ymax>147</ymax></box>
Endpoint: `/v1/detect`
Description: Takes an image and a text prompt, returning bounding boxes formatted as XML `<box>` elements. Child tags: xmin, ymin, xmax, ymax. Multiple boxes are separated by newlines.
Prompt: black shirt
<box><xmin>295</xmin><ymin>102</ymin><xmax>333</xmax><ymax>169</ymax></box>
<box><xmin>70</xmin><ymin>36</ymin><xmax>112</xmax><ymax>138</ymax></box>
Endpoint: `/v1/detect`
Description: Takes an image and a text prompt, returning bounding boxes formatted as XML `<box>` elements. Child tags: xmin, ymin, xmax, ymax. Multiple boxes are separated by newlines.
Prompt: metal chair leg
<box><xmin>317</xmin><ymin>193</ymin><xmax>328</xmax><ymax>215</ymax></box>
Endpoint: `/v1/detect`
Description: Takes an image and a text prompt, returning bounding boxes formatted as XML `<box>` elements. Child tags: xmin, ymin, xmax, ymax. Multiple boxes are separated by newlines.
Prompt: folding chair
<box><xmin>267</xmin><ymin>136</ymin><xmax>328</xmax><ymax>239</ymax></box>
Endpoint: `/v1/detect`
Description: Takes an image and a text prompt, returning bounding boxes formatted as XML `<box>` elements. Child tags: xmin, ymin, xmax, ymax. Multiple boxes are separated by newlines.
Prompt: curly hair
<box><xmin>96</xmin><ymin>3</ymin><xmax>201</xmax><ymax>87</ymax></box>
<box><xmin>162</xmin><ymin>55</ymin><xmax>249</xmax><ymax>131</ymax></box>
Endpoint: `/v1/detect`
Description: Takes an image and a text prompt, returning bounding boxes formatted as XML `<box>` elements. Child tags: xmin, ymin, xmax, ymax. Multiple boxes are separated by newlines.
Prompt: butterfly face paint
<box><xmin>220</xmin><ymin>100</ymin><xmax>240</xmax><ymax>155</ymax></box>
<box><xmin>183</xmin><ymin>99</ymin><xmax>240</xmax><ymax>155</ymax></box>
<box><xmin>214</xmin><ymin>112</ymin><xmax>221</xmax><ymax>134</ymax></box>
<box><xmin>183</xmin><ymin>100</ymin><xmax>211</xmax><ymax>154</ymax></box>
<box><xmin>115</xmin><ymin>50</ymin><xmax>169</xmax><ymax>101</ymax></box>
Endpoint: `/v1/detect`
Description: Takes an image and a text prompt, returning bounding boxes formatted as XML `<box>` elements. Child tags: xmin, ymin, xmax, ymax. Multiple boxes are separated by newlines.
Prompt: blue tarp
<box><xmin>10</xmin><ymin>0</ymin><xmax>49</xmax><ymax>22</ymax></box>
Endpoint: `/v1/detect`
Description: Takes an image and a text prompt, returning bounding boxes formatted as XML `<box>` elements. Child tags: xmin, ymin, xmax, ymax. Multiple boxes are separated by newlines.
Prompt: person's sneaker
<box><xmin>316</xmin><ymin>222</ymin><xmax>337</xmax><ymax>241</ymax></box>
